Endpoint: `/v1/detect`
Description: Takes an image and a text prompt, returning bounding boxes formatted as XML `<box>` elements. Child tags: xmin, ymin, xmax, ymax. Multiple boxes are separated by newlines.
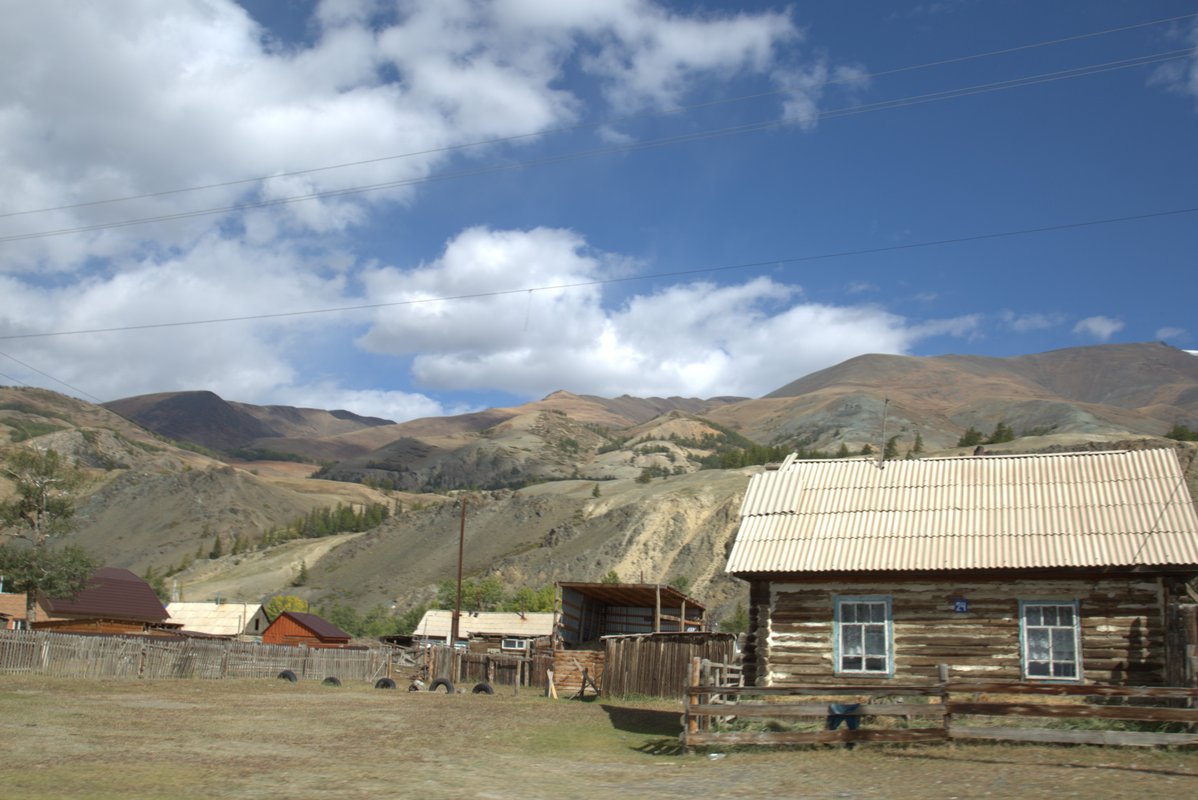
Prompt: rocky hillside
<box><xmin>4</xmin><ymin>342</ymin><xmax>1197</xmax><ymax>625</ymax></box>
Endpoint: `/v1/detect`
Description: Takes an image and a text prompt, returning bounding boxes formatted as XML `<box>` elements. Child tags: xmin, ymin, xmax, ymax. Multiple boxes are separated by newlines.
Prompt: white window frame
<box><xmin>1019</xmin><ymin>600</ymin><xmax>1082</xmax><ymax>682</ymax></box>
<box><xmin>500</xmin><ymin>637</ymin><xmax>529</xmax><ymax>652</ymax></box>
<box><xmin>833</xmin><ymin>595</ymin><xmax>893</xmax><ymax>677</ymax></box>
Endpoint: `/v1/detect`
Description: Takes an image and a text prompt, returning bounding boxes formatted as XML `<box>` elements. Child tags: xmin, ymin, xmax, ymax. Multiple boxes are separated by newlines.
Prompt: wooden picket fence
<box><xmin>684</xmin><ymin>676</ymin><xmax>1198</xmax><ymax>749</ymax></box>
<box><xmin>0</xmin><ymin>629</ymin><xmax>404</xmax><ymax>683</ymax></box>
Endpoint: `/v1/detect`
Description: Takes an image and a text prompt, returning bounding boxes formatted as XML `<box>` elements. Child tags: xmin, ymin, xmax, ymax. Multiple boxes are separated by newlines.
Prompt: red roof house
<box><xmin>34</xmin><ymin>567</ymin><xmax>174</xmax><ymax>634</ymax></box>
<box><xmin>261</xmin><ymin>611</ymin><xmax>352</xmax><ymax>648</ymax></box>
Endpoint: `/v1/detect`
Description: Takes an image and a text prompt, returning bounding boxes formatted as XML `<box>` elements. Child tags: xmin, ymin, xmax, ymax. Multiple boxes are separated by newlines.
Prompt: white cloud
<box><xmin>355</xmin><ymin>227</ymin><xmax>979</xmax><ymax>399</ymax></box>
<box><xmin>1156</xmin><ymin>326</ymin><xmax>1187</xmax><ymax>341</ymax></box>
<box><xmin>0</xmin><ymin>1</ymin><xmax>810</xmax><ymax>273</ymax></box>
<box><xmin>1073</xmin><ymin>315</ymin><xmax>1124</xmax><ymax>342</ymax></box>
<box><xmin>1149</xmin><ymin>20</ymin><xmax>1198</xmax><ymax>105</ymax></box>
<box><xmin>999</xmin><ymin>310</ymin><xmax>1065</xmax><ymax>333</ymax></box>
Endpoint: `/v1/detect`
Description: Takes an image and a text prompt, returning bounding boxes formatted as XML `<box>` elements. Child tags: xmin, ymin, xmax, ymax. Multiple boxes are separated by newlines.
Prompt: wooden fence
<box><xmin>683</xmin><ymin>677</ymin><xmax>1198</xmax><ymax>749</ymax></box>
<box><xmin>602</xmin><ymin>632</ymin><xmax>738</xmax><ymax>699</ymax></box>
<box><xmin>0</xmin><ymin>630</ymin><xmax>403</xmax><ymax>683</ymax></box>
<box><xmin>423</xmin><ymin>644</ymin><xmax>550</xmax><ymax>689</ymax></box>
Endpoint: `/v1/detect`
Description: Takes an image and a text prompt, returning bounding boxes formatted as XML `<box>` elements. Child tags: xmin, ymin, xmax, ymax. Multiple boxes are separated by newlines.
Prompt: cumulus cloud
<box><xmin>355</xmin><ymin>227</ymin><xmax>980</xmax><ymax>399</ymax></box>
<box><xmin>1156</xmin><ymin>326</ymin><xmax>1187</xmax><ymax>341</ymax></box>
<box><xmin>1073</xmin><ymin>315</ymin><xmax>1124</xmax><ymax>342</ymax></box>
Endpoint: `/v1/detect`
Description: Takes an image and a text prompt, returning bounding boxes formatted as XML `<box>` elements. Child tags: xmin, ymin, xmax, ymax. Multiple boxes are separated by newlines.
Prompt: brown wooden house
<box><xmin>34</xmin><ymin>567</ymin><xmax>176</xmax><ymax>635</ymax></box>
<box><xmin>261</xmin><ymin>611</ymin><xmax>352</xmax><ymax>648</ymax></box>
<box><xmin>726</xmin><ymin>449</ymin><xmax>1198</xmax><ymax>687</ymax></box>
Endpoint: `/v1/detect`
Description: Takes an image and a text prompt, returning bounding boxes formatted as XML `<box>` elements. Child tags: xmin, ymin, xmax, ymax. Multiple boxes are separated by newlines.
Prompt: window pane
<box><xmin>868</xmin><ymin>603</ymin><xmax>886</xmax><ymax>623</ymax></box>
<box><xmin>1042</xmin><ymin>607</ymin><xmax>1058</xmax><ymax>626</ymax></box>
<box><xmin>842</xmin><ymin>655</ymin><xmax>863</xmax><ymax>671</ymax></box>
<box><xmin>1027</xmin><ymin>629</ymin><xmax>1050</xmax><ymax>661</ymax></box>
<box><xmin>843</xmin><ymin>625</ymin><xmax>863</xmax><ymax>655</ymax></box>
<box><xmin>864</xmin><ymin>656</ymin><xmax>886</xmax><ymax>672</ymax></box>
<box><xmin>1053</xmin><ymin>662</ymin><xmax>1077</xmax><ymax>678</ymax></box>
<box><xmin>1025</xmin><ymin>606</ymin><xmax>1041</xmax><ymax>625</ymax></box>
<box><xmin>1051</xmin><ymin>628</ymin><xmax>1075</xmax><ymax>659</ymax></box>
<box><xmin>1058</xmin><ymin>606</ymin><xmax>1073</xmax><ymax>625</ymax></box>
<box><xmin>1027</xmin><ymin>660</ymin><xmax>1050</xmax><ymax>676</ymax></box>
<box><xmin>840</xmin><ymin>604</ymin><xmax>857</xmax><ymax>623</ymax></box>
<box><xmin>865</xmin><ymin>626</ymin><xmax>886</xmax><ymax>656</ymax></box>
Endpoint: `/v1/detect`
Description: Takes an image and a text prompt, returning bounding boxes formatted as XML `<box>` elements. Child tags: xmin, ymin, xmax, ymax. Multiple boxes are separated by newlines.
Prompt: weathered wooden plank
<box><xmin>946</xmin><ymin>681</ymin><xmax>1198</xmax><ymax>698</ymax></box>
<box><xmin>949</xmin><ymin>726</ymin><xmax>1198</xmax><ymax>747</ymax></box>
<box><xmin>948</xmin><ymin>702</ymin><xmax>1198</xmax><ymax>723</ymax></box>
<box><xmin>684</xmin><ymin>728</ymin><xmax>949</xmax><ymax>746</ymax></box>
<box><xmin>687</xmin><ymin>702</ymin><xmax>946</xmax><ymax>718</ymax></box>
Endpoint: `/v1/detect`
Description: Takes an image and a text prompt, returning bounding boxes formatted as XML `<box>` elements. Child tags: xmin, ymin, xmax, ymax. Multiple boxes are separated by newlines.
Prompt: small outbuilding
<box><xmin>0</xmin><ymin>592</ymin><xmax>27</xmax><ymax>630</ymax></box>
<box><xmin>727</xmin><ymin>449</ymin><xmax>1198</xmax><ymax>687</ymax></box>
<box><xmin>261</xmin><ymin>611</ymin><xmax>352</xmax><ymax>648</ymax></box>
<box><xmin>166</xmin><ymin>601</ymin><xmax>270</xmax><ymax>639</ymax></box>
<box><xmin>555</xmin><ymin>582</ymin><xmax>706</xmax><ymax>644</ymax></box>
<box><xmin>412</xmin><ymin>609</ymin><xmax>554</xmax><ymax>652</ymax></box>
<box><xmin>34</xmin><ymin>567</ymin><xmax>176</xmax><ymax>635</ymax></box>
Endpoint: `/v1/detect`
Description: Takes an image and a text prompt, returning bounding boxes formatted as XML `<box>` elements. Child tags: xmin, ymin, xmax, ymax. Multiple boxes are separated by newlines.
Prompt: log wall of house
<box><xmin>763</xmin><ymin>573</ymin><xmax>1168</xmax><ymax>686</ymax></box>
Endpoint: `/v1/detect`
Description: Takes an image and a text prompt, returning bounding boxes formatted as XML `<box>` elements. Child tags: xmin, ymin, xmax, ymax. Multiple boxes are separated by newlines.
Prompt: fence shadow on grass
<box><xmin>885</xmin><ymin>748</ymin><xmax>1198</xmax><ymax>779</ymax></box>
<box><xmin>600</xmin><ymin>704</ymin><xmax>682</xmax><ymax>736</ymax></box>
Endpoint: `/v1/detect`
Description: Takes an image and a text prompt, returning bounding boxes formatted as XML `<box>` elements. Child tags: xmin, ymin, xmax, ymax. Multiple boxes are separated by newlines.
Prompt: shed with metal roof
<box><xmin>261</xmin><ymin>611</ymin><xmax>353</xmax><ymax>648</ymax></box>
<box><xmin>726</xmin><ymin>449</ymin><xmax>1198</xmax><ymax>688</ymax></box>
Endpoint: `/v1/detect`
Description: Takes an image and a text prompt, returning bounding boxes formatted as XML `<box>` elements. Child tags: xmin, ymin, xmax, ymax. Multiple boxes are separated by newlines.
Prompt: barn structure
<box><xmin>33</xmin><ymin>567</ymin><xmax>176</xmax><ymax>635</ymax></box>
<box><xmin>726</xmin><ymin>449</ymin><xmax>1198</xmax><ymax>687</ymax></box>
<box><xmin>261</xmin><ymin>611</ymin><xmax>352</xmax><ymax>648</ymax></box>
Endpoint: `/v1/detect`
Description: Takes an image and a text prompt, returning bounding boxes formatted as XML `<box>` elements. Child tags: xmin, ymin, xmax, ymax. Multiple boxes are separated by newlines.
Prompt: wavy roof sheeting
<box><xmin>726</xmin><ymin>449</ymin><xmax>1198</xmax><ymax>574</ymax></box>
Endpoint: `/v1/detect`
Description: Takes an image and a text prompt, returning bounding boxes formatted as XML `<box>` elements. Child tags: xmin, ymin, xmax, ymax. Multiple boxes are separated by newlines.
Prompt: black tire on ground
<box><xmin>322</xmin><ymin>676</ymin><xmax>342</xmax><ymax>687</ymax></box>
<box><xmin>428</xmin><ymin>678</ymin><xmax>454</xmax><ymax>693</ymax></box>
<box><xmin>374</xmin><ymin>678</ymin><xmax>397</xmax><ymax>689</ymax></box>
<box><xmin>277</xmin><ymin>670</ymin><xmax>298</xmax><ymax>683</ymax></box>
<box><xmin>472</xmin><ymin>682</ymin><xmax>494</xmax><ymax>695</ymax></box>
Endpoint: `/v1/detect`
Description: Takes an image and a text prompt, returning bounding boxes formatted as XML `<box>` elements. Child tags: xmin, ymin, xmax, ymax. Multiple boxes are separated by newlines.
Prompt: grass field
<box><xmin>2</xmin><ymin>676</ymin><xmax>1198</xmax><ymax>799</ymax></box>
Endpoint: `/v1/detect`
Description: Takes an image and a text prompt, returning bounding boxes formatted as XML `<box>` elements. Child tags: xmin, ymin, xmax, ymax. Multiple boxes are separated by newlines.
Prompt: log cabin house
<box><xmin>411</xmin><ymin>609</ymin><xmax>554</xmax><ymax>654</ymax></box>
<box><xmin>726</xmin><ymin>449</ymin><xmax>1198</xmax><ymax>687</ymax></box>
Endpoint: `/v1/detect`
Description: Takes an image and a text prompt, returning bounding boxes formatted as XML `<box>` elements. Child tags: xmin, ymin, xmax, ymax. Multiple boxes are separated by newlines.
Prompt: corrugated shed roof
<box><xmin>557</xmin><ymin>582</ymin><xmax>705</xmax><ymax>611</ymax></box>
<box><xmin>413</xmin><ymin>610</ymin><xmax>555</xmax><ymax>640</ymax></box>
<box><xmin>165</xmin><ymin>602</ymin><xmax>265</xmax><ymax>636</ymax></box>
<box><xmin>726</xmin><ymin>449</ymin><xmax>1198</xmax><ymax>574</ymax></box>
<box><xmin>42</xmin><ymin>567</ymin><xmax>170</xmax><ymax>622</ymax></box>
<box><xmin>279</xmin><ymin>611</ymin><xmax>351</xmax><ymax>641</ymax></box>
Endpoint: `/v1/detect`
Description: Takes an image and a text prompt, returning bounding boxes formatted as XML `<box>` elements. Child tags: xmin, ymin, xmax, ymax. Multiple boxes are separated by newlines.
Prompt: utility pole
<box><xmin>450</xmin><ymin>498</ymin><xmax>466</xmax><ymax>646</ymax></box>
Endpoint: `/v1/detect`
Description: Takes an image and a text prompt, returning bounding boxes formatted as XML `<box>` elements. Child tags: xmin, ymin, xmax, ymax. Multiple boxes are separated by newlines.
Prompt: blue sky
<box><xmin>0</xmin><ymin>0</ymin><xmax>1196</xmax><ymax>421</ymax></box>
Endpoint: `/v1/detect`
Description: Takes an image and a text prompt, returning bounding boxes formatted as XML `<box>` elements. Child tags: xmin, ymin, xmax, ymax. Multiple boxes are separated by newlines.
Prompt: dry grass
<box><xmin>2</xmin><ymin>676</ymin><xmax>1198</xmax><ymax>799</ymax></box>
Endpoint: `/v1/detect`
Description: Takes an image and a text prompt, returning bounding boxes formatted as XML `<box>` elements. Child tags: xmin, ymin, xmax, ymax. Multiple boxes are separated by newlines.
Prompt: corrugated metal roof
<box><xmin>279</xmin><ymin>611</ymin><xmax>351</xmax><ymax>641</ymax></box>
<box><xmin>165</xmin><ymin>602</ymin><xmax>265</xmax><ymax>636</ymax></box>
<box><xmin>726</xmin><ymin>449</ymin><xmax>1198</xmax><ymax>574</ymax></box>
<box><xmin>413</xmin><ymin>610</ymin><xmax>555</xmax><ymax>640</ymax></box>
<box><xmin>42</xmin><ymin>567</ymin><xmax>170</xmax><ymax>622</ymax></box>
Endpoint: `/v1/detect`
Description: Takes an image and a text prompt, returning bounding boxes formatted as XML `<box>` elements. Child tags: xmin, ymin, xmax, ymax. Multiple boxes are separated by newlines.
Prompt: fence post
<box><xmin>687</xmin><ymin>656</ymin><xmax>702</xmax><ymax>738</ymax></box>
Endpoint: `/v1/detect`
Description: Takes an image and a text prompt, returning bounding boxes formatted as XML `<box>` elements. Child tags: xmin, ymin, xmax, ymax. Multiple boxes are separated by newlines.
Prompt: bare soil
<box><xmin>2</xmin><ymin>677</ymin><xmax>1197</xmax><ymax>799</ymax></box>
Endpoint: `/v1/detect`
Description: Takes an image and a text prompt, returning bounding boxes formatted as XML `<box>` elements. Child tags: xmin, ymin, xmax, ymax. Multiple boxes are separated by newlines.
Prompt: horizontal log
<box><xmin>948</xmin><ymin>702</ymin><xmax>1198</xmax><ymax>723</ymax></box>
<box><xmin>949</xmin><ymin>726</ymin><xmax>1198</xmax><ymax>747</ymax></box>
<box><xmin>689</xmin><ymin>684</ymin><xmax>942</xmax><ymax>697</ymax></box>
<box><xmin>684</xmin><ymin>728</ymin><xmax>949</xmax><ymax>746</ymax></box>
<box><xmin>946</xmin><ymin>682</ymin><xmax>1198</xmax><ymax>698</ymax></box>
<box><xmin>687</xmin><ymin>703</ymin><xmax>947</xmax><ymax>719</ymax></box>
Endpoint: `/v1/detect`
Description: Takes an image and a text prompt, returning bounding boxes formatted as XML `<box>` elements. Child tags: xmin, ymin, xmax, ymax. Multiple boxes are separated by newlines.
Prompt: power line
<box><xmin>0</xmin><ymin>10</ymin><xmax>1193</xmax><ymax>221</ymax></box>
<box><xmin>0</xmin><ymin>349</ymin><xmax>103</xmax><ymax>402</ymax></box>
<box><xmin>1</xmin><ymin>204</ymin><xmax>1193</xmax><ymax>342</ymax></box>
<box><xmin>0</xmin><ymin>47</ymin><xmax>1189</xmax><ymax>245</ymax></box>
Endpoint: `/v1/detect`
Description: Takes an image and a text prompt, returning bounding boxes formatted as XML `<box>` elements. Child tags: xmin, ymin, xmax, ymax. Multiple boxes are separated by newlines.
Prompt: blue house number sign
<box><xmin>952</xmin><ymin>598</ymin><xmax>969</xmax><ymax>613</ymax></box>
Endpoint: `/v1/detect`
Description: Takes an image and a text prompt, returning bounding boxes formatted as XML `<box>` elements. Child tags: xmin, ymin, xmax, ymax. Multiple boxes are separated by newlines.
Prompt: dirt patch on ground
<box><xmin>1</xmin><ymin>677</ymin><xmax>1196</xmax><ymax>799</ymax></box>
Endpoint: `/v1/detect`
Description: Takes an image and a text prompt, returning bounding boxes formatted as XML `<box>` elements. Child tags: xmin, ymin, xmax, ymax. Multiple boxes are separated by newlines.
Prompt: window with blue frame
<box><xmin>834</xmin><ymin>596</ymin><xmax>892</xmax><ymax>675</ymax></box>
<box><xmin>1020</xmin><ymin>600</ymin><xmax>1081</xmax><ymax>680</ymax></box>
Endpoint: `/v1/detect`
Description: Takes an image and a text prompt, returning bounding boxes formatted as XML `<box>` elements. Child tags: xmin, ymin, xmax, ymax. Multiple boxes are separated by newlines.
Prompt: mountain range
<box><xmin>3</xmin><ymin>341</ymin><xmax>1196</xmax><ymax>623</ymax></box>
